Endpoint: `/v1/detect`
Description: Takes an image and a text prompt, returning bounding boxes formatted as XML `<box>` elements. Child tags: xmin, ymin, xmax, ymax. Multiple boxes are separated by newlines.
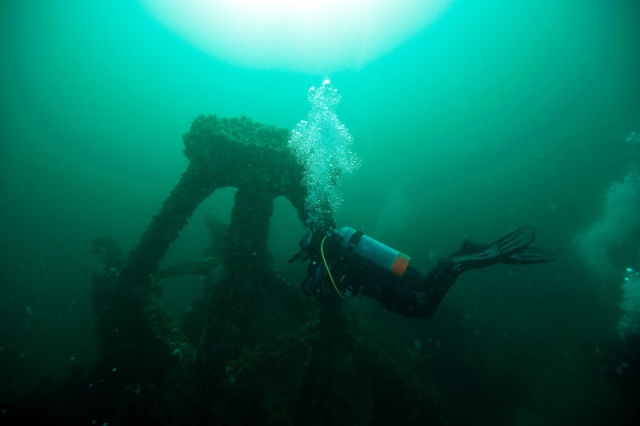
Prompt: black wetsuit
<box><xmin>299</xmin><ymin>224</ymin><xmax>554</xmax><ymax>319</ymax></box>
<box><xmin>307</xmin><ymin>228</ymin><xmax>460</xmax><ymax>320</ymax></box>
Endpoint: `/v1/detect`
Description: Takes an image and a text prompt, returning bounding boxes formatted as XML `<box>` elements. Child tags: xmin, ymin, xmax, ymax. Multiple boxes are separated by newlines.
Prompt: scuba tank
<box><xmin>333</xmin><ymin>227</ymin><xmax>411</xmax><ymax>276</ymax></box>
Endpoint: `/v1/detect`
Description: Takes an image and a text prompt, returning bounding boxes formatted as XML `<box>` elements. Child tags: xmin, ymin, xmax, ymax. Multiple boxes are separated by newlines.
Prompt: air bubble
<box><xmin>288</xmin><ymin>81</ymin><xmax>360</xmax><ymax>224</ymax></box>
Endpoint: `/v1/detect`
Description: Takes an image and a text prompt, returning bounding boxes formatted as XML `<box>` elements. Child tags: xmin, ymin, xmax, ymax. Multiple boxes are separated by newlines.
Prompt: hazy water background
<box><xmin>1</xmin><ymin>1</ymin><xmax>639</xmax><ymax>423</ymax></box>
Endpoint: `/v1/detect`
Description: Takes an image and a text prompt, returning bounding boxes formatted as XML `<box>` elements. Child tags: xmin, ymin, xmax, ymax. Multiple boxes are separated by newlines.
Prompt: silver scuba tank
<box><xmin>333</xmin><ymin>227</ymin><xmax>411</xmax><ymax>276</ymax></box>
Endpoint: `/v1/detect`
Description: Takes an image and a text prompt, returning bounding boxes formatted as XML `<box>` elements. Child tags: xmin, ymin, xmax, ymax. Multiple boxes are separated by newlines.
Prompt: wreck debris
<box><xmin>87</xmin><ymin>115</ymin><xmax>445</xmax><ymax>424</ymax></box>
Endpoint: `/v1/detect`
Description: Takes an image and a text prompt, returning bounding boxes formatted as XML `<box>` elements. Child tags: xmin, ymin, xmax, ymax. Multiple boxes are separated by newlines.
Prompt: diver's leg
<box><xmin>367</xmin><ymin>227</ymin><xmax>554</xmax><ymax>320</ymax></box>
<box><xmin>373</xmin><ymin>266</ymin><xmax>460</xmax><ymax>320</ymax></box>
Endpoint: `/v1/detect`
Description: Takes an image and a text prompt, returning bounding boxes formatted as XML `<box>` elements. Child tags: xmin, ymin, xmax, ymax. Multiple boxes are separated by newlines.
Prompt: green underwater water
<box><xmin>1</xmin><ymin>0</ymin><xmax>639</xmax><ymax>424</ymax></box>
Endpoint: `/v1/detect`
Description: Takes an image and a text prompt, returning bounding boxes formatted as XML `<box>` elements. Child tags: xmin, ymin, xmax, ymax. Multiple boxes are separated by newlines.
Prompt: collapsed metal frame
<box><xmin>91</xmin><ymin>114</ymin><xmax>444</xmax><ymax>424</ymax></box>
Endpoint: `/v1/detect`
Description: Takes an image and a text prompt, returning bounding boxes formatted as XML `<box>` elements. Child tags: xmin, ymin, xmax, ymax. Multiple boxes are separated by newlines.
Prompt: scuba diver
<box><xmin>289</xmin><ymin>222</ymin><xmax>556</xmax><ymax>319</ymax></box>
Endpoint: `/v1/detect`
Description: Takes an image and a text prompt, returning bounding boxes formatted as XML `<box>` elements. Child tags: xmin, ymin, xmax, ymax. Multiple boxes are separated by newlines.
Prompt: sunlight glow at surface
<box><xmin>142</xmin><ymin>0</ymin><xmax>451</xmax><ymax>73</ymax></box>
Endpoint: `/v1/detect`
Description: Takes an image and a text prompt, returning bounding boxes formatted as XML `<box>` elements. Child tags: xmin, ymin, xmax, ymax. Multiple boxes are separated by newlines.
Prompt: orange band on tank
<box><xmin>391</xmin><ymin>253</ymin><xmax>411</xmax><ymax>276</ymax></box>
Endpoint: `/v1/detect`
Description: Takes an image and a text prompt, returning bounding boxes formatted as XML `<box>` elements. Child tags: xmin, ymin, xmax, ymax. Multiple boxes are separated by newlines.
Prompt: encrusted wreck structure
<box><xmin>88</xmin><ymin>115</ymin><xmax>445</xmax><ymax>424</ymax></box>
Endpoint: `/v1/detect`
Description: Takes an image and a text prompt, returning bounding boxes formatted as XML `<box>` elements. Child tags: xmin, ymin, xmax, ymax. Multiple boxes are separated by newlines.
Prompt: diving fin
<box><xmin>442</xmin><ymin>226</ymin><xmax>536</xmax><ymax>272</ymax></box>
<box><xmin>502</xmin><ymin>246</ymin><xmax>556</xmax><ymax>265</ymax></box>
